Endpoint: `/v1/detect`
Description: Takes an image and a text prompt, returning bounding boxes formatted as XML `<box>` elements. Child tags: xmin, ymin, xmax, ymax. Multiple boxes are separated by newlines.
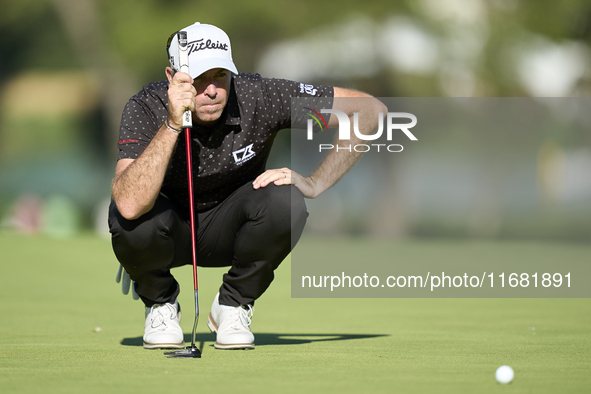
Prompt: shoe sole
<box><xmin>207</xmin><ymin>312</ymin><xmax>255</xmax><ymax>350</ymax></box>
<box><xmin>143</xmin><ymin>341</ymin><xmax>185</xmax><ymax>349</ymax></box>
<box><xmin>213</xmin><ymin>342</ymin><xmax>255</xmax><ymax>350</ymax></box>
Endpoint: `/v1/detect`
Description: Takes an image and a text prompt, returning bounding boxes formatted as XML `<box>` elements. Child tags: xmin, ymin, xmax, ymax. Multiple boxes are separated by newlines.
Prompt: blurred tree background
<box><xmin>0</xmin><ymin>0</ymin><xmax>590</xmax><ymax>239</ymax></box>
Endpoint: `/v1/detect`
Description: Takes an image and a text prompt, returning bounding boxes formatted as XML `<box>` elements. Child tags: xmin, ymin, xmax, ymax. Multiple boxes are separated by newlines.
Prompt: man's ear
<box><xmin>165</xmin><ymin>67</ymin><xmax>176</xmax><ymax>83</ymax></box>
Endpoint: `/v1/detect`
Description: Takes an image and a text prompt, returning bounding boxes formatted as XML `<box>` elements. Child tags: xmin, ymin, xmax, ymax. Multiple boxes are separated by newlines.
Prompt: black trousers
<box><xmin>108</xmin><ymin>183</ymin><xmax>308</xmax><ymax>307</ymax></box>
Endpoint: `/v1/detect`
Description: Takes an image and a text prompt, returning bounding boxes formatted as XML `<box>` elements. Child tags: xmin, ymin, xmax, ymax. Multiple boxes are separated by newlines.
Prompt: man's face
<box><xmin>192</xmin><ymin>68</ymin><xmax>231</xmax><ymax>126</ymax></box>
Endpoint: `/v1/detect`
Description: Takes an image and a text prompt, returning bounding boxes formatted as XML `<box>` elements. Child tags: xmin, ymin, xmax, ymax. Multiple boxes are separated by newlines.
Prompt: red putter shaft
<box><xmin>185</xmin><ymin>127</ymin><xmax>198</xmax><ymax>291</ymax></box>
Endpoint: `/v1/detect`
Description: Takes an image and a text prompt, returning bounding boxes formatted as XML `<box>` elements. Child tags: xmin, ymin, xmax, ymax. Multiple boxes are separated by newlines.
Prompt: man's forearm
<box><xmin>308</xmin><ymin>139</ymin><xmax>363</xmax><ymax>198</ymax></box>
<box><xmin>111</xmin><ymin>124</ymin><xmax>181</xmax><ymax>219</ymax></box>
<box><xmin>308</xmin><ymin>96</ymin><xmax>387</xmax><ymax>197</ymax></box>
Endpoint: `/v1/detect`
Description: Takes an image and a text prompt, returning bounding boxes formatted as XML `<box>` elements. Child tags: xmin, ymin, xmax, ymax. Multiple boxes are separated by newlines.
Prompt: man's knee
<box><xmin>108</xmin><ymin>198</ymin><xmax>181</xmax><ymax>275</ymax></box>
<box><xmin>252</xmin><ymin>185</ymin><xmax>307</xmax><ymax>228</ymax></box>
<box><xmin>110</xmin><ymin>201</ymin><xmax>171</xmax><ymax>246</ymax></box>
<box><xmin>249</xmin><ymin>185</ymin><xmax>308</xmax><ymax>250</ymax></box>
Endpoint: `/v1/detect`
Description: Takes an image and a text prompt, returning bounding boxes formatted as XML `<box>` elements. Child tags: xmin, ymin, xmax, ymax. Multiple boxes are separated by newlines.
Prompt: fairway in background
<box><xmin>0</xmin><ymin>233</ymin><xmax>590</xmax><ymax>394</ymax></box>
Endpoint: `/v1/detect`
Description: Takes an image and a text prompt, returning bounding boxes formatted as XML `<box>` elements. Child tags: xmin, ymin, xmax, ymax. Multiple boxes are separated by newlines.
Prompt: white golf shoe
<box><xmin>143</xmin><ymin>300</ymin><xmax>185</xmax><ymax>349</ymax></box>
<box><xmin>207</xmin><ymin>293</ymin><xmax>255</xmax><ymax>349</ymax></box>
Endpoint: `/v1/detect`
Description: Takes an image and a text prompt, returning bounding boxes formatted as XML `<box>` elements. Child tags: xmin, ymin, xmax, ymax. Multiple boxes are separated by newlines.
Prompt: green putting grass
<box><xmin>0</xmin><ymin>232</ymin><xmax>589</xmax><ymax>393</ymax></box>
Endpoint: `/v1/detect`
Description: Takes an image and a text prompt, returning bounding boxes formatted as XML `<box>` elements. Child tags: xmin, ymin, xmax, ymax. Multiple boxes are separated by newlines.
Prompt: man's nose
<box><xmin>203</xmin><ymin>79</ymin><xmax>217</xmax><ymax>98</ymax></box>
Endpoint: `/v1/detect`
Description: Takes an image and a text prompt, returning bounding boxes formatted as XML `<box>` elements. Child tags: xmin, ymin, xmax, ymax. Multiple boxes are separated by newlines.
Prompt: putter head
<box><xmin>164</xmin><ymin>345</ymin><xmax>202</xmax><ymax>358</ymax></box>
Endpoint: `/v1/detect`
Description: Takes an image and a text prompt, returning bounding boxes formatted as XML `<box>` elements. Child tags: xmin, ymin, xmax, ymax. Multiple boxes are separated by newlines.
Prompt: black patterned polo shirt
<box><xmin>117</xmin><ymin>73</ymin><xmax>334</xmax><ymax>213</ymax></box>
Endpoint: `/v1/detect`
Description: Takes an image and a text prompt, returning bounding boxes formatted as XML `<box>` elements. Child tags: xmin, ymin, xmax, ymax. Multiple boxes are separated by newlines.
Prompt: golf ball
<box><xmin>495</xmin><ymin>365</ymin><xmax>514</xmax><ymax>384</ymax></box>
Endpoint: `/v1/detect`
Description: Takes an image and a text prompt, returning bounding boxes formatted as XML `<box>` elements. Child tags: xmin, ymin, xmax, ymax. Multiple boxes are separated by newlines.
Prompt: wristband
<box><xmin>165</xmin><ymin>119</ymin><xmax>183</xmax><ymax>133</ymax></box>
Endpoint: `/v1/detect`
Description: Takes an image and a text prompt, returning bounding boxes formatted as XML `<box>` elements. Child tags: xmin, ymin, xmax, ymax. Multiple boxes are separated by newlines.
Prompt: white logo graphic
<box><xmin>232</xmin><ymin>143</ymin><xmax>256</xmax><ymax>165</ymax></box>
<box><xmin>306</xmin><ymin>110</ymin><xmax>418</xmax><ymax>153</ymax></box>
<box><xmin>300</xmin><ymin>83</ymin><xmax>318</xmax><ymax>96</ymax></box>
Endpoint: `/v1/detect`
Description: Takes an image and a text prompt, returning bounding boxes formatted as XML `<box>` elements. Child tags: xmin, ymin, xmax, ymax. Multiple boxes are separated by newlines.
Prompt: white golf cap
<box><xmin>167</xmin><ymin>22</ymin><xmax>238</xmax><ymax>78</ymax></box>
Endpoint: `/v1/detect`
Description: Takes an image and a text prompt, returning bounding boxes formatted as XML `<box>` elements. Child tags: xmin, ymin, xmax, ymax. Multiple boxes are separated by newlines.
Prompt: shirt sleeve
<box><xmin>116</xmin><ymin>98</ymin><xmax>160</xmax><ymax>160</ymax></box>
<box><xmin>259</xmin><ymin>77</ymin><xmax>334</xmax><ymax>130</ymax></box>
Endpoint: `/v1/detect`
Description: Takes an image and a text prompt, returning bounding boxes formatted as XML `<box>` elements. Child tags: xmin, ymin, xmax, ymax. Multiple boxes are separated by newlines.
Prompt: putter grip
<box><xmin>177</xmin><ymin>31</ymin><xmax>192</xmax><ymax>129</ymax></box>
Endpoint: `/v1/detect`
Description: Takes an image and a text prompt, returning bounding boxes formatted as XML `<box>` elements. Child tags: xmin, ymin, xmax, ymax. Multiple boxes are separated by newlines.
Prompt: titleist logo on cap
<box><xmin>188</xmin><ymin>39</ymin><xmax>229</xmax><ymax>55</ymax></box>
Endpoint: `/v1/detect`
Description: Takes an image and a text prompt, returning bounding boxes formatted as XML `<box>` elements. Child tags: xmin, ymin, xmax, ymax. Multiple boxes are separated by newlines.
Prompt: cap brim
<box><xmin>188</xmin><ymin>57</ymin><xmax>238</xmax><ymax>79</ymax></box>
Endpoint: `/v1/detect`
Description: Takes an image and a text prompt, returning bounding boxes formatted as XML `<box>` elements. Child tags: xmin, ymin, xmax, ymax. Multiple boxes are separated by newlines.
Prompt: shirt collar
<box><xmin>223</xmin><ymin>78</ymin><xmax>241</xmax><ymax>126</ymax></box>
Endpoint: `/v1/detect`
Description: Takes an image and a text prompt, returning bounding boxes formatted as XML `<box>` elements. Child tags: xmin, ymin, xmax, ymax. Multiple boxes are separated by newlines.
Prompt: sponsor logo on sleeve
<box><xmin>300</xmin><ymin>83</ymin><xmax>318</xmax><ymax>96</ymax></box>
<box><xmin>118</xmin><ymin>139</ymin><xmax>140</xmax><ymax>144</ymax></box>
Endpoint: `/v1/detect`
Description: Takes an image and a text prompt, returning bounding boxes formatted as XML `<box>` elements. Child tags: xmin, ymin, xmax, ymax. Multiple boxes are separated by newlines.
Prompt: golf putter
<box><xmin>164</xmin><ymin>30</ymin><xmax>201</xmax><ymax>359</ymax></box>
